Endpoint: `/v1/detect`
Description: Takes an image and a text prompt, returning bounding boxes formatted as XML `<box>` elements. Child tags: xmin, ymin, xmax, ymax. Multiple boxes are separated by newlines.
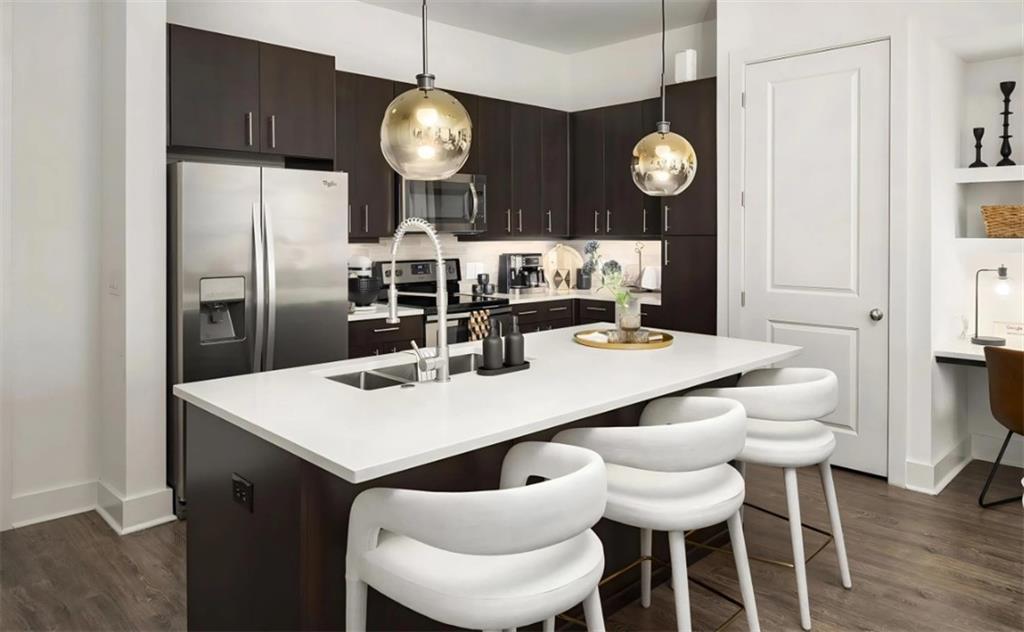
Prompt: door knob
<box><xmin>869</xmin><ymin>308</ymin><xmax>884</xmax><ymax>321</ymax></box>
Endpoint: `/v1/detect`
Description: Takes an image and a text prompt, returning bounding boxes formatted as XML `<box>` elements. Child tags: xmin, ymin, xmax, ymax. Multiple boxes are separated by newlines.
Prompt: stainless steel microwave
<box><xmin>399</xmin><ymin>174</ymin><xmax>486</xmax><ymax>234</ymax></box>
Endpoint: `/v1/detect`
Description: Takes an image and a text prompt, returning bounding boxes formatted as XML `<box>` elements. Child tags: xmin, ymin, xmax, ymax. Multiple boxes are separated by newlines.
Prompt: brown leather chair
<box><xmin>979</xmin><ymin>346</ymin><xmax>1024</xmax><ymax>507</ymax></box>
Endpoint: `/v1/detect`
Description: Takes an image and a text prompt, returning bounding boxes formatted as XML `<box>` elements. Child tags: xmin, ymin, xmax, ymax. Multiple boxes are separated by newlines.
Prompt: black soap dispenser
<box><xmin>504</xmin><ymin>315</ymin><xmax>525</xmax><ymax>367</ymax></box>
<box><xmin>482</xmin><ymin>319</ymin><xmax>504</xmax><ymax>370</ymax></box>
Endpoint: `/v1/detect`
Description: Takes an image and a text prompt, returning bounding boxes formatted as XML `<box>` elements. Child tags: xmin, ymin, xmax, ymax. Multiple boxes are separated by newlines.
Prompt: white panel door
<box><xmin>740</xmin><ymin>41</ymin><xmax>890</xmax><ymax>475</ymax></box>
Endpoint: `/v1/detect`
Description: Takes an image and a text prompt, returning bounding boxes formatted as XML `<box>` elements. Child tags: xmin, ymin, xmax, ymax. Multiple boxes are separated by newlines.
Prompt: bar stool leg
<box><xmin>345</xmin><ymin>577</ymin><xmax>368</xmax><ymax>632</ymax></box>
<box><xmin>727</xmin><ymin>511</ymin><xmax>760</xmax><ymax>632</ymax></box>
<box><xmin>582</xmin><ymin>587</ymin><xmax>606</xmax><ymax>632</ymax></box>
<box><xmin>818</xmin><ymin>460</ymin><xmax>852</xmax><ymax>589</ymax></box>
<box><xmin>667</xmin><ymin>531</ymin><xmax>692</xmax><ymax>632</ymax></box>
<box><xmin>784</xmin><ymin>468</ymin><xmax>812</xmax><ymax>630</ymax></box>
<box><xmin>543</xmin><ymin>617</ymin><xmax>555</xmax><ymax>632</ymax></box>
<box><xmin>640</xmin><ymin>528</ymin><xmax>653</xmax><ymax>607</ymax></box>
<box><xmin>736</xmin><ymin>461</ymin><xmax>747</xmax><ymax>521</ymax></box>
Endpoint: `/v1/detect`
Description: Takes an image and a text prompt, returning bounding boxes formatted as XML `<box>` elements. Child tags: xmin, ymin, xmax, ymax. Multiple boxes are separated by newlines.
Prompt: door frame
<box><xmin>725</xmin><ymin>34</ymin><xmax>911</xmax><ymax>487</ymax></box>
<box><xmin>0</xmin><ymin>0</ymin><xmax>13</xmax><ymax>530</ymax></box>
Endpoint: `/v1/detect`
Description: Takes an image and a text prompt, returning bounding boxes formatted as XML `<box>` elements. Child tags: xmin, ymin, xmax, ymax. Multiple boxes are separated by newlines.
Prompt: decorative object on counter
<box><xmin>573</xmin><ymin>328</ymin><xmax>674</xmax><ymax>350</ymax></box>
<box><xmin>981</xmin><ymin>205</ymin><xmax>1024</xmax><ymax>238</ymax></box>
<box><xmin>482</xmin><ymin>320</ymin><xmax>503</xmax><ymax>370</ymax></box>
<box><xmin>997</xmin><ymin>81</ymin><xmax>1015</xmax><ymax>166</ymax></box>
<box><xmin>969</xmin><ymin>128</ymin><xmax>987</xmax><ymax>168</ymax></box>
<box><xmin>504</xmin><ymin>315</ymin><xmax>525</xmax><ymax>366</ymax></box>
<box><xmin>577</xmin><ymin>240</ymin><xmax>601</xmax><ymax>290</ymax></box>
<box><xmin>631</xmin><ymin>0</ymin><xmax>697</xmax><ymax>196</ymax></box>
<box><xmin>640</xmin><ymin>266</ymin><xmax>662</xmax><ymax>291</ymax></box>
<box><xmin>472</xmin><ymin>272</ymin><xmax>495</xmax><ymax>296</ymax></box>
<box><xmin>543</xmin><ymin>243</ymin><xmax>583</xmax><ymax>291</ymax></box>
<box><xmin>348</xmin><ymin>255</ymin><xmax>381</xmax><ymax>310</ymax></box>
<box><xmin>972</xmin><ymin>264</ymin><xmax>1010</xmax><ymax>346</ymax></box>
<box><xmin>380</xmin><ymin>0</ymin><xmax>471</xmax><ymax>180</ymax></box>
<box><xmin>598</xmin><ymin>259</ymin><xmax>641</xmax><ymax>333</ymax></box>
<box><xmin>467</xmin><ymin>309</ymin><xmax>493</xmax><ymax>341</ymax></box>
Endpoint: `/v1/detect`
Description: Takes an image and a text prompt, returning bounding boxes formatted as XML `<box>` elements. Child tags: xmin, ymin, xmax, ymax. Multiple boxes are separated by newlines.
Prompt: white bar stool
<box><xmin>345</xmin><ymin>441</ymin><xmax>608</xmax><ymax>632</ymax></box>
<box><xmin>553</xmin><ymin>396</ymin><xmax>760</xmax><ymax>632</ymax></box>
<box><xmin>692</xmin><ymin>367</ymin><xmax>852</xmax><ymax>631</ymax></box>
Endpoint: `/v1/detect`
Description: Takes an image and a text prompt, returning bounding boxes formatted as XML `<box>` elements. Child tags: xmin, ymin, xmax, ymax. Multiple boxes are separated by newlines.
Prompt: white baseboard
<box><xmin>905</xmin><ymin>435</ymin><xmax>972</xmax><ymax>495</ymax></box>
<box><xmin>8</xmin><ymin>480</ymin><xmax>175</xmax><ymax>534</ymax></box>
<box><xmin>971</xmin><ymin>432</ymin><xmax>1024</xmax><ymax>468</ymax></box>
<box><xmin>9</xmin><ymin>480</ymin><xmax>98</xmax><ymax>528</ymax></box>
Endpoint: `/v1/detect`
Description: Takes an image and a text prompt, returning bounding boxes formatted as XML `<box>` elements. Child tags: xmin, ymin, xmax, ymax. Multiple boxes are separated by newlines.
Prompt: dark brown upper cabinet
<box><xmin>510</xmin><ymin>103</ymin><xmax>543</xmax><ymax>236</ymax></box>
<box><xmin>541</xmin><ymin>108</ymin><xmax>569</xmax><ymax>237</ymax></box>
<box><xmin>168</xmin><ymin>25</ymin><xmax>335</xmax><ymax>161</ymax></box>
<box><xmin>601</xmin><ymin>101</ymin><xmax>647</xmax><ymax>237</ymax></box>
<box><xmin>168</xmin><ymin>25</ymin><xmax>260</xmax><ymax>153</ymax></box>
<box><xmin>259</xmin><ymin>43</ymin><xmax>335</xmax><ymax>160</ymax></box>
<box><xmin>476</xmin><ymin>96</ymin><xmax>513</xmax><ymax>239</ymax></box>
<box><xmin>571</xmin><ymin>107</ymin><xmax>605</xmax><ymax>237</ymax></box>
<box><xmin>658</xmin><ymin>78</ymin><xmax>717</xmax><ymax>236</ymax></box>
<box><xmin>337</xmin><ymin>71</ymin><xmax>395</xmax><ymax>240</ymax></box>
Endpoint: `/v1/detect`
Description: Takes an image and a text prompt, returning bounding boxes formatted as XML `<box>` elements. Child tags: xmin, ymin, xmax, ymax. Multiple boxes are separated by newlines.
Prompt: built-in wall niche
<box><xmin>956</xmin><ymin>53</ymin><xmax>1024</xmax><ymax>239</ymax></box>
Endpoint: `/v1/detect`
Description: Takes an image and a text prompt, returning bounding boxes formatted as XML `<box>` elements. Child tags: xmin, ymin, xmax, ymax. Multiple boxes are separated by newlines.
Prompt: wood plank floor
<box><xmin>1</xmin><ymin>460</ymin><xmax>1020</xmax><ymax>631</ymax></box>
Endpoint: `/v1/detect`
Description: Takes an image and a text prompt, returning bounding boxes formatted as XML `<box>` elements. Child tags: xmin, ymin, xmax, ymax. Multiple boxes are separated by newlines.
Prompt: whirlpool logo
<box><xmin>322</xmin><ymin>179</ymin><xmax>338</xmax><ymax>188</ymax></box>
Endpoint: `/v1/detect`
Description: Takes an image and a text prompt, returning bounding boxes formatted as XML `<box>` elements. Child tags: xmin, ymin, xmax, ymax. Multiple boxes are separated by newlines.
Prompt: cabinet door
<box><xmin>661</xmin><ymin>78</ymin><xmax>717</xmax><ymax>236</ymax></box>
<box><xmin>541</xmin><ymin>108</ymin><xmax>570</xmax><ymax>236</ymax></box>
<box><xmin>477</xmin><ymin>97</ymin><xmax>513</xmax><ymax>238</ymax></box>
<box><xmin>259</xmin><ymin>43</ymin><xmax>335</xmax><ymax>160</ymax></box>
<box><xmin>571</xmin><ymin>108</ymin><xmax>605</xmax><ymax>237</ymax></box>
<box><xmin>168</xmin><ymin>25</ymin><xmax>260</xmax><ymax>152</ymax></box>
<box><xmin>661</xmin><ymin>235</ymin><xmax>716</xmax><ymax>334</ymax></box>
<box><xmin>338</xmin><ymin>72</ymin><xmax>395</xmax><ymax>239</ymax></box>
<box><xmin>450</xmin><ymin>90</ymin><xmax>480</xmax><ymax>175</ymax></box>
<box><xmin>511</xmin><ymin>103</ymin><xmax>543</xmax><ymax>236</ymax></box>
<box><xmin>602</xmin><ymin>101</ymin><xmax>646</xmax><ymax>236</ymax></box>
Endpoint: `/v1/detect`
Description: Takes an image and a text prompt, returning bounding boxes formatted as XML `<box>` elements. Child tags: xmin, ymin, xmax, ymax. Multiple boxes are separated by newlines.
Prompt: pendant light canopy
<box><xmin>381</xmin><ymin>0</ymin><xmax>472</xmax><ymax>180</ymax></box>
<box><xmin>631</xmin><ymin>0</ymin><xmax>697</xmax><ymax>196</ymax></box>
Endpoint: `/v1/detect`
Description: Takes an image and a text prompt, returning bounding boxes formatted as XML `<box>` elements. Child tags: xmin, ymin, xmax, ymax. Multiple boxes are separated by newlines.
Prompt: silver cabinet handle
<box><xmin>642</xmin><ymin>208</ymin><xmax>648</xmax><ymax>233</ymax></box>
<box><xmin>373</xmin><ymin>326</ymin><xmax>401</xmax><ymax>333</ymax></box>
<box><xmin>586</xmin><ymin>306</ymin><xmax>607</xmax><ymax>312</ymax></box>
<box><xmin>506</xmin><ymin>208</ymin><xmax>512</xmax><ymax>233</ymax></box>
<box><xmin>518</xmin><ymin>208</ymin><xmax>523</xmax><ymax>232</ymax></box>
<box><xmin>251</xmin><ymin>203</ymin><xmax>264</xmax><ymax>373</ymax></box>
<box><xmin>593</xmin><ymin>210</ymin><xmax>599</xmax><ymax>233</ymax></box>
<box><xmin>549</xmin><ymin>306</ymin><xmax>568</xmax><ymax>312</ymax></box>
<box><xmin>664</xmin><ymin>205</ymin><xmax>670</xmax><ymax>232</ymax></box>
<box><xmin>347</xmin><ymin>203</ymin><xmax>352</xmax><ymax>235</ymax></box>
<box><xmin>269</xmin><ymin>114</ymin><xmax>277</xmax><ymax>149</ymax></box>
<box><xmin>517</xmin><ymin>309</ymin><xmax>538</xmax><ymax>315</ymax></box>
<box><xmin>363</xmin><ymin>204</ymin><xmax>369</xmax><ymax>233</ymax></box>
<box><xmin>606</xmin><ymin>210</ymin><xmax>611</xmax><ymax>233</ymax></box>
<box><xmin>263</xmin><ymin>204</ymin><xmax>277</xmax><ymax>370</ymax></box>
<box><xmin>546</xmin><ymin>209</ymin><xmax>552</xmax><ymax>233</ymax></box>
<box><xmin>373</xmin><ymin>349</ymin><xmax>381</xmax><ymax>355</ymax></box>
<box><xmin>869</xmin><ymin>308</ymin><xmax>884</xmax><ymax>321</ymax></box>
<box><xmin>664</xmin><ymin>239</ymin><xmax>670</xmax><ymax>266</ymax></box>
<box><xmin>246</xmin><ymin>112</ymin><xmax>253</xmax><ymax>147</ymax></box>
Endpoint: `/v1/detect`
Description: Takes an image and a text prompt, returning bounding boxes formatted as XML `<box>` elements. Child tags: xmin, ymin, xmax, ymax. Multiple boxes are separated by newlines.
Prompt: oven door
<box><xmin>426</xmin><ymin>308</ymin><xmax>512</xmax><ymax>346</ymax></box>
<box><xmin>401</xmin><ymin>174</ymin><xmax>486</xmax><ymax>234</ymax></box>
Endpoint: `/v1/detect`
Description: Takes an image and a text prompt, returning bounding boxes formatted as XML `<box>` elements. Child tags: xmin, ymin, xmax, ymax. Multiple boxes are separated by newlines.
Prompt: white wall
<box><xmin>6</xmin><ymin>0</ymin><xmax>103</xmax><ymax>528</ymax></box>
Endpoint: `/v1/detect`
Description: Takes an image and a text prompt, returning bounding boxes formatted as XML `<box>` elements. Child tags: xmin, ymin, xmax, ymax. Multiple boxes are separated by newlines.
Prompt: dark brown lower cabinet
<box><xmin>348</xmin><ymin>316</ymin><xmax>425</xmax><ymax>359</ymax></box>
<box><xmin>660</xmin><ymin>235</ymin><xmax>717</xmax><ymax>334</ymax></box>
<box><xmin>512</xmin><ymin>300</ymin><xmax>574</xmax><ymax>332</ymax></box>
<box><xmin>576</xmin><ymin>299</ymin><xmax>614</xmax><ymax>325</ymax></box>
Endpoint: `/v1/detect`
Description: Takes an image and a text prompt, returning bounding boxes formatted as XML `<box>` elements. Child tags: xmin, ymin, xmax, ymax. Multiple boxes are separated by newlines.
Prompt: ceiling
<box><xmin>361</xmin><ymin>0</ymin><xmax>716</xmax><ymax>54</ymax></box>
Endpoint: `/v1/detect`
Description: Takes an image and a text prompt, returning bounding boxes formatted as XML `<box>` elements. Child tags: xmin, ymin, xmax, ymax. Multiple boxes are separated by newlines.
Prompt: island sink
<box><xmin>328</xmin><ymin>353</ymin><xmax>486</xmax><ymax>390</ymax></box>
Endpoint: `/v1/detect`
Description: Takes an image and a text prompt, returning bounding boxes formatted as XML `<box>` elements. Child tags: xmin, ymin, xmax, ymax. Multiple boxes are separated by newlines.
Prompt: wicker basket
<box><xmin>981</xmin><ymin>205</ymin><xmax>1024</xmax><ymax>238</ymax></box>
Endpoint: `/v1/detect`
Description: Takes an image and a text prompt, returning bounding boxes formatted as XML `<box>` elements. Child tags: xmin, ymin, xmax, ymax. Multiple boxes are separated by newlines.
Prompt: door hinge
<box><xmin>741</xmin><ymin>291</ymin><xmax>746</xmax><ymax>307</ymax></box>
<box><xmin>741</xmin><ymin>91</ymin><xmax>746</xmax><ymax>108</ymax></box>
<box><xmin>740</xmin><ymin>191</ymin><xmax>745</xmax><ymax>207</ymax></box>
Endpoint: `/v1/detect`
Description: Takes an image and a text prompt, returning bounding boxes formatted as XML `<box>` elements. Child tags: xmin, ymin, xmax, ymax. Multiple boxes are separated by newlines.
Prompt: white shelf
<box><xmin>954</xmin><ymin>237</ymin><xmax>1024</xmax><ymax>253</ymax></box>
<box><xmin>954</xmin><ymin>165</ymin><xmax>1024</xmax><ymax>184</ymax></box>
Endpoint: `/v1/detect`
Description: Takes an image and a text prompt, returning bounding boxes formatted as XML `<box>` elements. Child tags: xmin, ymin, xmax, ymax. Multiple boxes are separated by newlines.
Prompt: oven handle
<box><xmin>468</xmin><ymin>181</ymin><xmax>480</xmax><ymax>225</ymax></box>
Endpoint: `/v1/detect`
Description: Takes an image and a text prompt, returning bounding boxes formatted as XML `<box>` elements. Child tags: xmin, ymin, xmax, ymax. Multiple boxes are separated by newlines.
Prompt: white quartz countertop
<box><xmin>348</xmin><ymin>304</ymin><xmax>424</xmax><ymax>322</ymax></box>
<box><xmin>174</xmin><ymin>327</ymin><xmax>799</xmax><ymax>484</ymax></box>
<box><xmin>934</xmin><ymin>337</ymin><xmax>1024</xmax><ymax>363</ymax></box>
<box><xmin>501</xmin><ymin>289</ymin><xmax>662</xmax><ymax>306</ymax></box>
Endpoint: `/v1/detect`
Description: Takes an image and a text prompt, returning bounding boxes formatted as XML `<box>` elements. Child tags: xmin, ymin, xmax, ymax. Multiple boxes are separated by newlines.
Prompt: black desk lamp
<box><xmin>972</xmin><ymin>264</ymin><xmax>1009</xmax><ymax>346</ymax></box>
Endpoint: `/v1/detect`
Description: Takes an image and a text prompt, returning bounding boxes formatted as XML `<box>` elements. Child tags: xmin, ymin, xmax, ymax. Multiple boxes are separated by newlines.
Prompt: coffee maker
<box><xmin>498</xmin><ymin>253</ymin><xmax>547</xmax><ymax>293</ymax></box>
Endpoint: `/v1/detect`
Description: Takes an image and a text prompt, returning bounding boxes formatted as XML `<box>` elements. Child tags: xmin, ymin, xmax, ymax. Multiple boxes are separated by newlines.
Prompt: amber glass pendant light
<box><xmin>380</xmin><ymin>0</ymin><xmax>472</xmax><ymax>180</ymax></box>
<box><xmin>631</xmin><ymin>0</ymin><xmax>696</xmax><ymax>196</ymax></box>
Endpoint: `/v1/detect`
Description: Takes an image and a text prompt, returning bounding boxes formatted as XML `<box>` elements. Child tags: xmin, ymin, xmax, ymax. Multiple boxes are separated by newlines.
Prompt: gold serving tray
<box><xmin>573</xmin><ymin>329</ymin><xmax>674</xmax><ymax>350</ymax></box>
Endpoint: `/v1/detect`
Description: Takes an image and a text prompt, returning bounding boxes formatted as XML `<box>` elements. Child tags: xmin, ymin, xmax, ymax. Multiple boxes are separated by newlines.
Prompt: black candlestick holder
<box><xmin>997</xmin><ymin>81</ymin><xmax>1015</xmax><ymax>166</ymax></box>
<box><xmin>969</xmin><ymin>127</ymin><xmax>987</xmax><ymax>168</ymax></box>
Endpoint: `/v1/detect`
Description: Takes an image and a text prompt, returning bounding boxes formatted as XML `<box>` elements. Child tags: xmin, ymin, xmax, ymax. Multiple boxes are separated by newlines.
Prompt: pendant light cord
<box><xmin>422</xmin><ymin>0</ymin><xmax>428</xmax><ymax>77</ymax></box>
<box><xmin>660</xmin><ymin>0</ymin><xmax>666</xmax><ymax>124</ymax></box>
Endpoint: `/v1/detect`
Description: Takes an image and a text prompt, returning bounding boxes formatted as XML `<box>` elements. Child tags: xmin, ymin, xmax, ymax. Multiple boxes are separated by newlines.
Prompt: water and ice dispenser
<box><xmin>199</xmin><ymin>277</ymin><xmax>245</xmax><ymax>343</ymax></box>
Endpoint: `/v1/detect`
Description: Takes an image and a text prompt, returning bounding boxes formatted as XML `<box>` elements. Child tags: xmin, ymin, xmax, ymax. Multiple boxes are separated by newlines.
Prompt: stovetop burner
<box><xmin>395</xmin><ymin>293</ymin><xmax>509</xmax><ymax>315</ymax></box>
<box><xmin>371</xmin><ymin>258</ymin><xmax>510</xmax><ymax>316</ymax></box>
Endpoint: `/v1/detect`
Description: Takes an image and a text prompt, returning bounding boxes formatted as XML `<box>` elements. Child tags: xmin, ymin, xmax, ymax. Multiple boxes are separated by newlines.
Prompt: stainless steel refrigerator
<box><xmin>168</xmin><ymin>162</ymin><xmax>349</xmax><ymax>517</ymax></box>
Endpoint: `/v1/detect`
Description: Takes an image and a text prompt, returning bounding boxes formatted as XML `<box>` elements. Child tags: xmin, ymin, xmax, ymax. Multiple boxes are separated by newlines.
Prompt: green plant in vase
<box><xmin>599</xmin><ymin>260</ymin><xmax>641</xmax><ymax>334</ymax></box>
<box><xmin>577</xmin><ymin>240</ymin><xmax>601</xmax><ymax>290</ymax></box>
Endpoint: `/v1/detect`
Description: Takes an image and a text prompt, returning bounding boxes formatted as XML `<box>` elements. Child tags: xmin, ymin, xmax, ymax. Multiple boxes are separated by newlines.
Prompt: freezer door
<box><xmin>261</xmin><ymin>167</ymin><xmax>349</xmax><ymax>369</ymax></box>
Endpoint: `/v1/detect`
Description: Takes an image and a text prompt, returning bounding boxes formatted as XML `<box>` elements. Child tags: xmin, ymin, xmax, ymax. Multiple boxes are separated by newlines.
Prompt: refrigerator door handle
<box><xmin>264</xmin><ymin>203</ymin><xmax>278</xmax><ymax>370</ymax></box>
<box><xmin>252</xmin><ymin>202</ymin><xmax>265</xmax><ymax>373</ymax></box>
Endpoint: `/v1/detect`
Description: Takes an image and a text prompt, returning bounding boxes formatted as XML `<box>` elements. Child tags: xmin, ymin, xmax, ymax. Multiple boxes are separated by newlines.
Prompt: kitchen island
<box><xmin>174</xmin><ymin>326</ymin><xmax>799</xmax><ymax>630</ymax></box>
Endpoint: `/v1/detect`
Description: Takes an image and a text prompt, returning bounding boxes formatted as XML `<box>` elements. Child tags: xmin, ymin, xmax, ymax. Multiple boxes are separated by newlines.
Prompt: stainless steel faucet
<box><xmin>386</xmin><ymin>218</ymin><xmax>450</xmax><ymax>382</ymax></box>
